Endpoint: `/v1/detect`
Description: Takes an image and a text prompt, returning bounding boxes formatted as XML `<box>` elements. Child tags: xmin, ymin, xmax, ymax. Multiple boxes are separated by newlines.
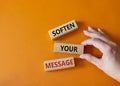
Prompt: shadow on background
<box><xmin>74</xmin><ymin>57</ymin><xmax>85</xmax><ymax>68</ymax></box>
<box><xmin>84</xmin><ymin>45</ymin><xmax>102</xmax><ymax>58</ymax></box>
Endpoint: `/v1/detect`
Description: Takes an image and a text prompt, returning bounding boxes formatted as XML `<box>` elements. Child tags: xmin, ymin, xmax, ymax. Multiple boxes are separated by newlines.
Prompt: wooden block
<box><xmin>54</xmin><ymin>42</ymin><xmax>84</xmax><ymax>54</ymax></box>
<box><xmin>48</xmin><ymin>20</ymin><xmax>78</xmax><ymax>40</ymax></box>
<box><xmin>44</xmin><ymin>57</ymin><xmax>75</xmax><ymax>71</ymax></box>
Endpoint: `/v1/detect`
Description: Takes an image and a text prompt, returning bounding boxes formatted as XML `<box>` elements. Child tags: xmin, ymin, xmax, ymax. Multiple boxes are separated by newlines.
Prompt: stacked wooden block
<box><xmin>44</xmin><ymin>20</ymin><xmax>84</xmax><ymax>71</ymax></box>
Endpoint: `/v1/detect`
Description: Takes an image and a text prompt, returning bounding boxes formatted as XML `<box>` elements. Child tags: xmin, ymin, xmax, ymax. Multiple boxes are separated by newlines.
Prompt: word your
<box><xmin>54</xmin><ymin>42</ymin><xmax>84</xmax><ymax>54</ymax></box>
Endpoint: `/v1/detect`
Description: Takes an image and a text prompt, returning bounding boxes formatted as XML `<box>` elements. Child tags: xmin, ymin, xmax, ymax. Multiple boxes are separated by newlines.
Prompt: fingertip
<box><xmin>81</xmin><ymin>41</ymin><xmax>84</xmax><ymax>44</ymax></box>
<box><xmin>98</xmin><ymin>28</ymin><xmax>101</xmax><ymax>31</ymax></box>
<box><xmin>83</xmin><ymin>30</ymin><xmax>87</xmax><ymax>33</ymax></box>
<box><xmin>79</xmin><ymin>54</ymin><xmax>85</xmax><ymax>59</ymax></box>
<box><xmin>98</xmin><ymin>28</ymin><xmax>104</xmax><ymax>33</ymax></box>
<box><xmin>88</xmin><ymin>26</ymin><xmax>92</xmax><ymax>30</ymax></box>
<box><xmin>81</xmin><ymin>41</ymin><xmax>86</xmax><ymax>45</ymax></box>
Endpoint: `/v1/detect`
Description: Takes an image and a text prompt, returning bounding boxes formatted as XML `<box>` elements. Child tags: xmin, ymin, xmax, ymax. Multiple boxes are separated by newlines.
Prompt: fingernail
<box><xmin>98</xmin><ymin>28</ymin><xmax>101</xmax><ymax>31</ymax></box>
<box><xmin>88</xmin><ymin>26</ymin><xmax>91</xmax><ymax>27</ymax></box>
<box><xmin>98</xmin><ymin>28</ymin><xmax>104</xmax><ymax>33</ymax></box>
<box><xmin>83</xmin><ymin>30</ymin><xmax>87</xmax><ymax>33</ymax></box>
<box><xmin>79</xmin><ymin>54</ymin><xmax>85</xmax><ymax>59</ymax></box>
<box><xmin>88</xmin><ymin>26</ymin><xmax>92</xmax><ymax>29</ymax></box>
<box><xmin>81</xmin><ymin>42</ymin><xmax>84</xmax><ymax>45</ymax></box>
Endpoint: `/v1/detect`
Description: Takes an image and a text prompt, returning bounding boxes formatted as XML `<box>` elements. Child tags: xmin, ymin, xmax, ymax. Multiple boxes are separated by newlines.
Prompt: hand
<box><xmin>80</xmin><ymin>26</ymin><xmax>120</xmax><ymax>82</ymax></box>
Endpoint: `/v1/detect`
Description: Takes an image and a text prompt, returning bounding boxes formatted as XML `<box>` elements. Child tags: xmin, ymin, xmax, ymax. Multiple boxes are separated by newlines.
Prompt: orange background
<box><xmin>0</xmin><ymin>0</ymin><xmax>120</xmax><ymax>86</ymax></box>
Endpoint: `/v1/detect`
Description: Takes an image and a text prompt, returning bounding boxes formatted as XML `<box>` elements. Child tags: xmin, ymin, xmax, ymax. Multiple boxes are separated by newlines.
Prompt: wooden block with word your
<box><xmin>54</xmin><ymin>42</ymin><xmax>84</xmax><ymax>54</ymax></box>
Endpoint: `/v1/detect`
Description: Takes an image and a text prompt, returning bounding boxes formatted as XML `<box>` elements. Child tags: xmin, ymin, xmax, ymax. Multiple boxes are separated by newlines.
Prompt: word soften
<box><xmin>52</xmin><ymin>22</ymin><xmax>75</xmax><ymax>36</ymax></box>
<box><xmin>48</xmin><ymin>20</ymin><xmax>78</xmax><ymax>40</ymax></box>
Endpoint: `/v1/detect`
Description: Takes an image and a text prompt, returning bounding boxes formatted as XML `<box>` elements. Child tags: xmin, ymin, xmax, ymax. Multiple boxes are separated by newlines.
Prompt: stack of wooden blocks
<box><xmin>44</xmin><ymin>20</ymin><xmax>84</xmax><ymax>71</ymax></box>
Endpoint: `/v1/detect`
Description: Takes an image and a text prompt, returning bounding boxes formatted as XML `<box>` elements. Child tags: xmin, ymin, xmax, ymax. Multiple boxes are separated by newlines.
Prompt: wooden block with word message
<box><xmin>44</xmin><ymin>57</ymin><xmax>75</xmax><ymax>71</ymax></box>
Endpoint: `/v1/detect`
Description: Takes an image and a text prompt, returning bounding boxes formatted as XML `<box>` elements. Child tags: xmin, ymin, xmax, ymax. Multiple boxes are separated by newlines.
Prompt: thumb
<box><xmin>79</xmin><ymin>54</ymin><xmax>101</xmax><ymax>68</ymax></box>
